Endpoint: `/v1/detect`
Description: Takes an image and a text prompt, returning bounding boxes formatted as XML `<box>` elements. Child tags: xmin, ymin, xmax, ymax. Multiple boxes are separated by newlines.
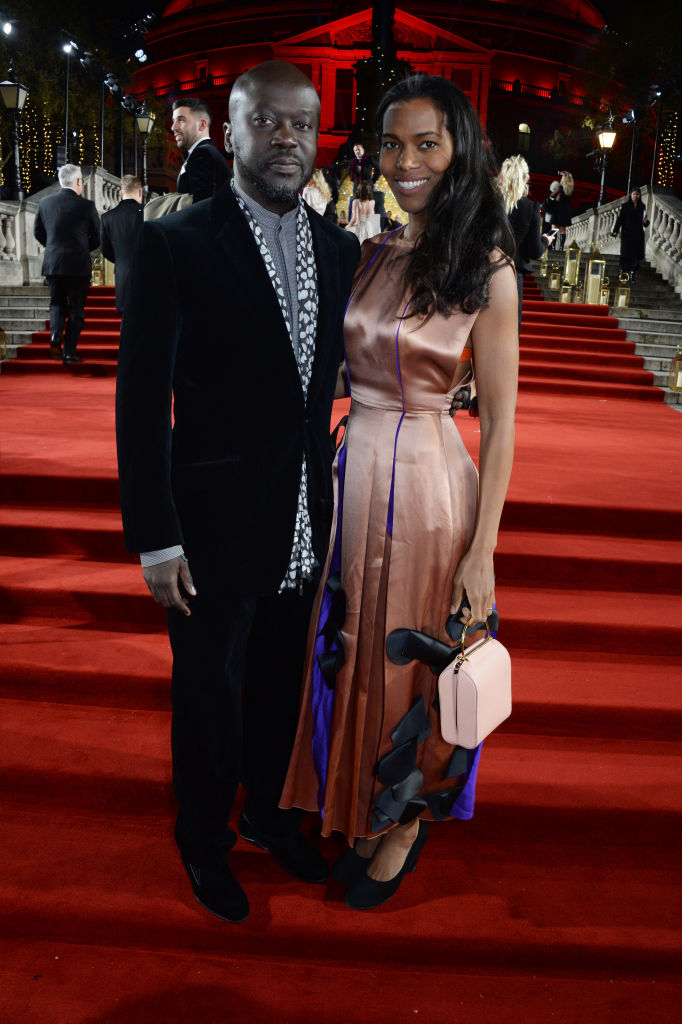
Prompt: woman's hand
<box><xmin>450</xmin><ymin>545</ymin><xmax>495</xmax><ymax>624</ymax></box>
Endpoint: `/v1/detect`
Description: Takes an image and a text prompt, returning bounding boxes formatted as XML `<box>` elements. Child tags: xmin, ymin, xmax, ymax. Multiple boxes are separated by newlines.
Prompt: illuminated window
<box><xmin>518</xmin><ymin>123</ymin><xmax>531</xmax><ymax>152</ymax></box>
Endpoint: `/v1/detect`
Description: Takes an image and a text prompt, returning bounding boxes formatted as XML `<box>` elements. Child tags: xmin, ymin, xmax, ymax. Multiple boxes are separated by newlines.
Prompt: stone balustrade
<box><xmin>565</xmin><ymin>187</ymin><xmax>682</xmax><ymax>298</ymax></box>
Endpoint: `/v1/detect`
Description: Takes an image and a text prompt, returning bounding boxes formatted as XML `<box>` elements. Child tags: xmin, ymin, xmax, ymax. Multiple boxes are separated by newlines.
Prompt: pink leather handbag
<box><xmin>438</xmin><ymin>627</ymin><xmax>512</xmax><ymax>748</ymax></box>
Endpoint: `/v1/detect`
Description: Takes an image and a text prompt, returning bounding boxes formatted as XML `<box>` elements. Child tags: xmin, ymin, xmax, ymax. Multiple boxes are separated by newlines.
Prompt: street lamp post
<box><xmin>597</xmin><ymin>122</ymin><xmax>616</xmax><ymax>205</ymax></box>
<box><xmin>650</xmin><ymin>88</ymin><xmax>664</xmax><ymax>192</ymax></box>
<box><xmin>0</xmin><ymin>61</ymin><xmax>29</xmax><ymax>202</ymax></box>
<box><xmin>135</xmin><ymin>104</ymin><xmax>156</xmax><ymax>201</ymax></box>
<box><xmin>62</xmin><ymin>40</ymin><xmax>75</xmax><ymax>162</ymax></box>
<box><xmin>622</xmin><ymin>109</ymin><xmax>637</xmax><ymax>196</ymax></box>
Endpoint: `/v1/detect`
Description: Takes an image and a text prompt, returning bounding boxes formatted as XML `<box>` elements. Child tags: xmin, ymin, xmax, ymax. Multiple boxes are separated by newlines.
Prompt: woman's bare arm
<box><xmin>334</xmin><ymin>361</ymin><xmax>349</xmax><ymax>399</ymax></box>
<box><xmin>451</xmin><ymin>261</ymin><xmax>519</xmax><ymax>622</ymax></box>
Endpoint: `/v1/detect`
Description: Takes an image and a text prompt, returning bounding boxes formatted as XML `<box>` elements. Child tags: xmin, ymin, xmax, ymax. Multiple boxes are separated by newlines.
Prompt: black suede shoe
<box><xmin>181</xmin><ymin>855</ymin><xmax>249</xmax><ymax>923</ymax></box>
<box><xmin>332</xmin><ymin>841</ymin><xmax>373</xmax><ymax>884</ymax></box>
<box><xmin>238</xmin><ymin>812</ymin><xmax>329</xmax><ymax>883</ymax></box>
<box><xmin>345</xmin><ymin>821</ymin><xmax>428</xmax><ymax>910</ymax></box>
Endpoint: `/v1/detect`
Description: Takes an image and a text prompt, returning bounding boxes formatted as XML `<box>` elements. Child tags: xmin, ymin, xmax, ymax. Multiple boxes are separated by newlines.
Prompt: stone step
<box><xmin>0</xmin><ymin>308</ymin><xmax>50</xmax><ymax>320</ymax></box>
<box><xmin>0</xmin><ymin>318</ymin><xmax>50</xmax><ymax>331</ymax></box>
<box><xmin>637</xmin><ymin>345</ymin><xmax>680</xmax><ymax>361</ymax></box>
<box><xmin>622</xmin><ymin>320</ymin><xmax>682</xmax><ymax>335</ymax></box>
<box><xmin>0</xmin><ymin>286</ymin><xmax>49</xmax><ymax>297</ymax></box>
<box><xmin>617</xmin><ymin>307</ymin><xmax>682</xmax><ymax>322</ymax></box>
<box><xmin>3</xmin><ymin>332</ymin><xmax>38</xmax><ymax>351</ymax></box>
<box><xmin>643</xmin><ymin>356</ymin><xmax>678</xmax><ymax>373</ymax></box>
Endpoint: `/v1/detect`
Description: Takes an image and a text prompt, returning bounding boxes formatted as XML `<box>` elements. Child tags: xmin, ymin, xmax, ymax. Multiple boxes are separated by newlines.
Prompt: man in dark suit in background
<box><xmin>33</xmin><ymin>164</ymin><xmax>100</xmax><ymax>364</ymax></box>
<box><xmin>172</xmin><ymin>97</ymin><xmax>232</xmax><ymax>201</ymax></box>
<box><xmin>100</xmin><ymin>175</ymin><xmax>144</xmax><ymax>316</ymax></box>
<box><xmin>117</xmin><ymin>61</ymin><xmax>359</xmax><ymax>924</ymax></box>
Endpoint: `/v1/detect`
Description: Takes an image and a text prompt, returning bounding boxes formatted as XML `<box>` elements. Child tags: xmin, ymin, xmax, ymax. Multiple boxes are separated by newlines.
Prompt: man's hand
<box><xmin>142</xmin><ymin>555</ymin><xmax>197</xmax><ymax>616</ymax></box>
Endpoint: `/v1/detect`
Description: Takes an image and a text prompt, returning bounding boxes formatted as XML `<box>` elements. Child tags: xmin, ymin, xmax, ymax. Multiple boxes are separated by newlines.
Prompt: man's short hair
<box><xmin>58</xmin><ymin>164</ymin><xmax>82</xmax><ymax>188</ymax></box>
<box><xmin>172</xmin><ymin>96</ymin><xmax>212</xmax><ymax>126</ymax></box>
<box><xmin>121</xmin><ymin>175</ymin><xmax>142</xmax><ymax>195</ymax></box>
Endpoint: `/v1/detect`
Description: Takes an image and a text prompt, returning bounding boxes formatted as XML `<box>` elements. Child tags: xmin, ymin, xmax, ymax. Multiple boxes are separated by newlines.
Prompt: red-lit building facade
<box><xmin>135</xmin><ymin>1</ymin><xmax>619</xmax><ymax>205</ymax></box>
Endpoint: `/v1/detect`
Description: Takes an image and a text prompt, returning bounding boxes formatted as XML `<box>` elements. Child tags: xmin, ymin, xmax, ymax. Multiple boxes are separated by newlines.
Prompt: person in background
<box><xmin>346</xmin><ymin>180</ymin><xmax>380</xmax><ymax>243</ymax></box>
<box><xmin>100</xmin><ymin>175</ymin><xmax>144</xmax><ymax>316</ymax></box>
<box><xmin>540</xmin><ymin>181</ymin><xmax>558</xmax><ymax>244</ymax></box>
<box><xmin>612</xmin><ymin>187</ymin><xmax>649</xmax><ymax>282</ymax></box>
<box><xmin>33</xmin><ymin>163</ymin><xmax>100</xmax><ymax>365</ymax></box>
<box><xmin>349</xmin><ymin>142</ymin><xmax>379</xmax><ymax>186</ymax></box>
<box><xmin>172</xmin><ymin>97</ymin><xmax>232</xmax><ymax>201</ymax></box>
<box><xmin>302</xmin><ymin>169</ymin><xmax>336</xmax><ymax>221</ymax></box>
<box><xmin>550</xmin><ymin>170</ymin><xmax>573</xmax><ymax>251</ymax></box>
<box><xmin>499</xmin><ymin>155</ymin><xmax>554</xmax><ymax>330</ymax></box>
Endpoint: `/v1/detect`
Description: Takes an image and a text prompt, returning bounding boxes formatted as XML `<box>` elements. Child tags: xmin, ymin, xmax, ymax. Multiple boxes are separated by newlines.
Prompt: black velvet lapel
<box><xmin>207</xmin><ymin>184</ymin><xmax>304</xmax><ymax>404</ymax></box>
<box><xmin>307</xmin><ymin>213</ymin><xmax>341</xmax><ymax>411</ymax></box>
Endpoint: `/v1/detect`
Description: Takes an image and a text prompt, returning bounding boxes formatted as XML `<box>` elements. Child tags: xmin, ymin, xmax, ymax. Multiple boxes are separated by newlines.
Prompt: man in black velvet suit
<box><xmin>116</xmin><ymin>62</ymin><xmax>359</xmax><ymax>923</ymax></box>
<box><xmin>172</xmin><ymin>97</ymin><xmax>232</xmax><ymax>201</ymax></box>
<box><xmin>33</xmin><ymin>164</ymin><xmax>100</xmax><ymax>364</ymax></box>
<box><xmin>100</xmin><ymin>175</ymin><xmax>144</xmax><ymax>316</ymax></box>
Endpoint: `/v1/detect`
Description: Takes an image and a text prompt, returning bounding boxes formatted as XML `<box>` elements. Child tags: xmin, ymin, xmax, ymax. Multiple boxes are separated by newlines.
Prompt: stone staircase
<box><xmin>0</xmin><ymin>286</ymin><xmax>50</xmax><ymax>363</ymax></box>
<box><xmin>534</xmin><ymin>254</ymin><xmax>682</xmax><ymax>408</ymax></box>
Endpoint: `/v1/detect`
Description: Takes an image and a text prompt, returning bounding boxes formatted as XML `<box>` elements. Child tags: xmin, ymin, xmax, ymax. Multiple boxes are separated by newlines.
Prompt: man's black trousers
<box><xmin>46</xmin><ymin>274</ymin><xmax>90</xmax><ymax>355</ymax></box>
<box><xmin>167</xmin><ymin>579</ymin><xmax>317</xmax><ymax>865</ymax></box>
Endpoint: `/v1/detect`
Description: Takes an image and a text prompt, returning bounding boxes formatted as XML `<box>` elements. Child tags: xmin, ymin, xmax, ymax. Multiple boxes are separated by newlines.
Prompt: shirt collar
<box><xmin>232</xmin><ymin>180</ymin><xmax>299</xmax><ymax>232</ymax></box>
<box><xmin>185</xmin><ymin>136</ymin><xmax>210</xmax><ymax>160</ymax></box>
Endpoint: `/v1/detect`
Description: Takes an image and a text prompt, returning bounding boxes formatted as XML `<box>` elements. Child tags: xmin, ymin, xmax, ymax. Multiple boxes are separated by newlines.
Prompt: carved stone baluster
<box><xmin>4</xmin><ymin>213</ymin><xmax>16</xmax><ymax>260</ymax></box>
<box><xmin>667</xmin><ymin>218</ymin><xmax>681</xmax><ymax>264</ymax></box>
<box><xmin>0</xmin><ymin>214</ymin><xmax>7</xmax><ymax>260</ymax></box>
<box><xmin>660</xmin><ymin>211</ymin><xmax>673</xmax><ymax>254</ymax></box>
<box><xmin>647</xmin><ymin>203</ymin><xmax>660</xmax><ymax>248</ymax></box>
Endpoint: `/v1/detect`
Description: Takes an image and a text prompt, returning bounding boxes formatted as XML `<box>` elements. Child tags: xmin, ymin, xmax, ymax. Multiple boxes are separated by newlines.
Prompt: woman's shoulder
<box><xmin>489</xmin><ymin>247</ymin><xmax>516</xmax><ymax>277</ymax></box>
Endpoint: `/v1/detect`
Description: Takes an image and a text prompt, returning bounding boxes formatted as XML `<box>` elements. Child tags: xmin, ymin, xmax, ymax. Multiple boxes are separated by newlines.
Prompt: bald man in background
<box><xmin>117</xmin><ymin>61</ymin><xmax>359</xmax><ymax>923</ymax></box>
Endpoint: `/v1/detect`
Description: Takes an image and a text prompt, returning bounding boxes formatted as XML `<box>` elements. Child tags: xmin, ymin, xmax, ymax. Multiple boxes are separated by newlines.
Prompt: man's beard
<box><xmin>237</xmin><ymin>157</ymin><xmax>309</xmax><ymax>204</ymax></box>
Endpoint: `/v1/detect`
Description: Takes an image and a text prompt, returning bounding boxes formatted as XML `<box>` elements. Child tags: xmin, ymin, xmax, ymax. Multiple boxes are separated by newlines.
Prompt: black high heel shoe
<box><xmin>344</xmin><ymin>821</ymin><xmax>428</xmax><ymax>910</ymax></box>
<box><xmin>332</xmin><ymin>841</ymin><xmax>374</xmax><ymax>884</ymax></box>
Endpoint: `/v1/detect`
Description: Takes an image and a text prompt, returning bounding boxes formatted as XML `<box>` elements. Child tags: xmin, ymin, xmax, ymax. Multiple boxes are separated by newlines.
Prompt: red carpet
<box><xmin>1</xmin><ymin>285</ymin><xmax>681</xmax><ymax>1022</ymax></box>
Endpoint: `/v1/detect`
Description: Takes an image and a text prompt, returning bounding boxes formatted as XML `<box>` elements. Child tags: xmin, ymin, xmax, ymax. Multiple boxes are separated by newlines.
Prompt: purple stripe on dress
<box><xmin>386</xmin><ymin>412</ymin><xmax>404</xmax><ymax>538</ymax></box>
<box><xmin>343</xmin><ymin>227</ymin><xmax>403</xmax><ymax>318</ymax></box>
<box><xmin>310</xmin><ymin>442</ymin><xmax>347</xmax><ymax>813</ymax></box>
<box><xmin>386</xmin><ymin>298</ymin><xmax>411</xmax><ymax>536</ymax></box>
<box><xmin>449</xmin><ymin>743</ymin><xmax>483</xmax><ymax>820</ymax></box>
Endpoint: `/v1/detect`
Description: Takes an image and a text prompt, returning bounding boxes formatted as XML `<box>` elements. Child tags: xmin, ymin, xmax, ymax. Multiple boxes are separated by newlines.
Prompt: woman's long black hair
<box><xmin>376</xmin><ymin>74</ymin><xmax>514</xmax><ymax>318</ymax></box>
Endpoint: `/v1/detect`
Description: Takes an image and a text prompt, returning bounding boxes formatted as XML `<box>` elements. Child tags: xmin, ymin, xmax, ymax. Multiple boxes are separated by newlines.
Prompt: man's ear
<box><xmin>223</xmin><ymin>122</ymin><xmax>233</xmax><ymax>154</ymax></box>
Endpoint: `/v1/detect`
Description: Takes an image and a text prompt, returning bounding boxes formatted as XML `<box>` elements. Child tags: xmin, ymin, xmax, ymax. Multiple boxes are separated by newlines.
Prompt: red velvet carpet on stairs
<box><xmin>1</xmin><ymin>284</ymin><xmax>681</xmax><ymax>1023</ymax></box>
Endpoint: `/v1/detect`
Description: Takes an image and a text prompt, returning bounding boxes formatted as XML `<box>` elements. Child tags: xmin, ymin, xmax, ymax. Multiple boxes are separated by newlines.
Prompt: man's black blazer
<box><xmin>33</xmin><ymin>188</ymin><xmax>100</xmax><ymax>277</ymax></box>
<box><xmin>100</xmin><ymin>198</ymin><xmax>144</xmax><ymax>314</ymax></box>
<box><xmin>509</xmin><ymin>196</ymin><xmax>547</xmax><ymax>274</ymax></box>
<box><xmin>116</xmin><ymin>183</ymin><xmax>359</xmax><ymax>597</ymax></box>
<box><xmin>177</xmin><ymin>139</ymin><xmax>232</xmax><ymax>201</ymax></box>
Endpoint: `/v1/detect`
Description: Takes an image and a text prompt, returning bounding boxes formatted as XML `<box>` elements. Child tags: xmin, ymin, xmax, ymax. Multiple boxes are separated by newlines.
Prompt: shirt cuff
<box><xmin>140</xmin><ymin>546</ymin><xmax>184</xmax><ymax>567</ymax></box>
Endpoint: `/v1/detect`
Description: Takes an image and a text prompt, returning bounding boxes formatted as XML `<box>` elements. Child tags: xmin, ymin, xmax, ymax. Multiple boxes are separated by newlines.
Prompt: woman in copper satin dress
<box><xmin>281</xmin><ymin>74</ymin><xmax>518</xmax><ymax>909</ymax></box>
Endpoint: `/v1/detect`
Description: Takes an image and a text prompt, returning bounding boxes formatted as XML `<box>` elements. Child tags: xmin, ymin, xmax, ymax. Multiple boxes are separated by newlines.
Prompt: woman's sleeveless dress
<box><xmin>281</xmin><ymin>231</ymin><xmax>483</xmax><ymax>842</ymax></box>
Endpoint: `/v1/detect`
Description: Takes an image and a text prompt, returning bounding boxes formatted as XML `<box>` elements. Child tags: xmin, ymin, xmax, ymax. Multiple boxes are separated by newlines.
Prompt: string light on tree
<box><xmin>657</xmin><ymin>110</ymin><xmax>678</xmax><ymax>187</ymax></box>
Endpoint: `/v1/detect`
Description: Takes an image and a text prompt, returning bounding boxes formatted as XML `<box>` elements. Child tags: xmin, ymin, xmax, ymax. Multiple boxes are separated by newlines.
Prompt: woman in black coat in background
<box><xmin>499</xmin><ymin>155</ymin><xmax>555</xmax><ymax>330</ymax></box>
<box><xmin>612</xmin><ymin>188</ymin><xmax>649</xmax><ymax>281</ymax></box>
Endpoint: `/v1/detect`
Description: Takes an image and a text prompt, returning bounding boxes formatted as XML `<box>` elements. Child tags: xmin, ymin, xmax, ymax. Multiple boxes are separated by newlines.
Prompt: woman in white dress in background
<box><xmin>346</xmin><ymin>181</ymin><xmax>381</xmax><ymax>243</ymax></box>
